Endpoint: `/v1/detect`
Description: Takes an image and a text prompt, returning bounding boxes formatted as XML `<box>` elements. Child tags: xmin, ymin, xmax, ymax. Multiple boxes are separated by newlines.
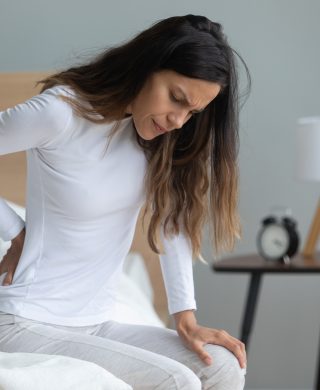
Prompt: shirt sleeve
<box><xmin>159</xmin><ymin>224</ymin><xmax>197</xmax><ymax>315</ymax></box>
<box><xmin>0</xmin><ymin>86</ymin><xmax>72</xmax><ymax>241</ymax></box>
<box><xmin>0</xmin><ymin>86</ymin><xmax>72</xmax><ymax>155</ymax></box>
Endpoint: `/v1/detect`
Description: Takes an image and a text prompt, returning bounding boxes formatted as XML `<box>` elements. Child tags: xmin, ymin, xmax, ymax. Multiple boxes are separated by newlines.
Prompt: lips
<box><xmin>153</xmin><ymin>119</ymin><xmax>168</xmax><ymax>134</ymax></box>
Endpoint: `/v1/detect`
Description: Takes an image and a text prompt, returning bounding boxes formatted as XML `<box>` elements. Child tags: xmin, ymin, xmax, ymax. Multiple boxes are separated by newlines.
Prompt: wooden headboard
<box><xmin>0</xmin><ymin>72</ymin><xmax>169</xmax><ymax>326</ymax></box>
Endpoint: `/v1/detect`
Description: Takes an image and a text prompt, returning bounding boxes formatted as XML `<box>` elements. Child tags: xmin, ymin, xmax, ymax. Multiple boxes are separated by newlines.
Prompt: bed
<box><xmin>0</xmin><ymin>72</ymin><xmax>171</xmax><ymax>389</ymax></box>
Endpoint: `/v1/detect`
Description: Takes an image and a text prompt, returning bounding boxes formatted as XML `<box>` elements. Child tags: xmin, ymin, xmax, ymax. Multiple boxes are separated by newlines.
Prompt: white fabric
<box><xmin>0</xmin><ymin>204</ymin><xmax>165</xmax><ymax>328</ymax></box>
<box><xmin>0</xmin><ymin>85</ymin><xmax>197</xmax><ymax>326</ymax></box>
<box><xmin>0</xmin><ymin>351</ymin><xmax>132</xmax><ymax>390</ymax></box>
<box><xmin>122</xmin><ymin>251</ymin><xmax>154</xmax><ymax>302</ymax></box>
<box><xmin>0</xmin><ymin>313</ymin><xmax>246</xmax><ymax>390</ymax></box>
<box><xmin>114</xmin><ymin>272</ymin><xmax>164</xmax><ymax>327</ymax></box>
<box><xmin>0</xmin><ymin>199</ymin><xmax>24</xmax><ymax>242</ymax></box>
<box><xmin>0</xmin><ymin>215</ymin><xmax>160</xmax><ymax>390</ymax></box>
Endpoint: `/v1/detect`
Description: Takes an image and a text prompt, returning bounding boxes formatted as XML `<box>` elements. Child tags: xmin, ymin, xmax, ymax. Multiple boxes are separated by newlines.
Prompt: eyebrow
<box><xmin>175</xmin><ymin>86</ymin><xmax>206</xmax><ymax>113</ymax></box>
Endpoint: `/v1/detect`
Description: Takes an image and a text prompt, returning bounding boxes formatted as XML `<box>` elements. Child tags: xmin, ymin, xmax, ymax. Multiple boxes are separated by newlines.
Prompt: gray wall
<box><xmin>1</xmin><ymin>1</ymin><xmax>319</xmax><ymax>389</ymax></box>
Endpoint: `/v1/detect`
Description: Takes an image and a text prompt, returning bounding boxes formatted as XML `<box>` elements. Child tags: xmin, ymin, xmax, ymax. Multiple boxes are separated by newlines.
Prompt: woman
<box><xmin>0</xmin><ymin>14</ymin><xmax>251</xmax><ymax>389</ymax></box>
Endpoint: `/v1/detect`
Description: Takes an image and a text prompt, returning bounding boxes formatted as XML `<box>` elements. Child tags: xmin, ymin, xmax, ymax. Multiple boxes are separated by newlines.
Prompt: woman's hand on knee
<box><xmin>175</xmin><ymin>313</ymin><xmax>247</xmax><ymax>370</ymax></box>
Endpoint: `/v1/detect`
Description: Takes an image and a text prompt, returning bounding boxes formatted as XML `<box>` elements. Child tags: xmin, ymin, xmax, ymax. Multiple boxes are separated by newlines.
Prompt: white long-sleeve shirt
<box><xmin>0</xmin><ymin>85</ymin><xmax>197</xmax><ymax>326</ymax></box>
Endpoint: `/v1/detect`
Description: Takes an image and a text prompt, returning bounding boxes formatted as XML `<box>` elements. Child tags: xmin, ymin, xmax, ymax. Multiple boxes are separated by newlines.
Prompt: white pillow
<box><xmin>122</xmin><ymin>251</ymin><xmax>154</xmax><ymax>302</ymax></box>
<box><xmin>114</xmin><ymin>272</ymin><xmax>165</xmax><ymax>327</ymax></box>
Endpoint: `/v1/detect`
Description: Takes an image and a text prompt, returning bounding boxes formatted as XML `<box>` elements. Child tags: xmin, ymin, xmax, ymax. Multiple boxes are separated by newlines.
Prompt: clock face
<box><xmin>259</xmin><ymin>224</ymin><xmax>290</xmax><ymax>259</ymax></box>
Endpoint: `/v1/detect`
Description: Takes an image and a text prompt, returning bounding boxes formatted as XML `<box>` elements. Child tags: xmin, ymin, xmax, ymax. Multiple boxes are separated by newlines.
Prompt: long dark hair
<box><xmin>37</xmin><ymin>14</ymin><xmax>251</xmax><ymax>260</ymax></box>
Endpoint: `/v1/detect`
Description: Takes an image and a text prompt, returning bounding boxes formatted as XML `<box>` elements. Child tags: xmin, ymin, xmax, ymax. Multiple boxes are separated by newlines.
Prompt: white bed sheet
<box><xmin>0</xmin><ymin>352</ymin><xmax>132</xmax><ymax>390</ymax></box>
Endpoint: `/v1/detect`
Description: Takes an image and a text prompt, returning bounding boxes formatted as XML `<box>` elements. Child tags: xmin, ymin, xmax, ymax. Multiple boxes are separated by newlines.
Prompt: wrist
<box><xmin>173</xmin><ymin>310</ymin><xmax>197</xmax><ymax>331</ymax></box>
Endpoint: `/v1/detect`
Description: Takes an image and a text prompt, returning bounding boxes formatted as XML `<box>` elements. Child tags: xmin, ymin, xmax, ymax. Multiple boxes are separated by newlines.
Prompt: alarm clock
<box><xmin>256</xmin><ymin>215</ymin><xmax>300</xmax><ymax>263</ymax></box>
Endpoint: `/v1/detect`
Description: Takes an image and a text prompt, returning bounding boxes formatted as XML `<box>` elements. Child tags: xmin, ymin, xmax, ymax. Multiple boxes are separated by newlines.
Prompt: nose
<box><xmin>168</xmin><ymin>109</ymin><xmax>190</xmax><ymax>130</ymax></box>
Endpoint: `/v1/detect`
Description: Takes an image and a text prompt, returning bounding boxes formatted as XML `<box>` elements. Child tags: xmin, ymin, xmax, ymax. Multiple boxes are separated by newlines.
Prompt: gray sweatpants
<box><xmin>0</xmin><ymin>312</ymin><xmax>246</xmax><ymax>389</ymax></box>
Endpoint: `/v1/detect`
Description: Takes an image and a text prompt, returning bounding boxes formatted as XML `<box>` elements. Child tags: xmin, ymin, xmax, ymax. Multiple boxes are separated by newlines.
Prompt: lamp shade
<box><xmin>296</xmin><ymin>116</ymin><xmax>320</xmax><ymax>181</ymax></box>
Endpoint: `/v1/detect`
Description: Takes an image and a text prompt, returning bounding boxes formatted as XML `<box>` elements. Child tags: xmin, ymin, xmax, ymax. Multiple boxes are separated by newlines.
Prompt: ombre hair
<box><xmin>37</xmin><ymin>14</ymin><xmax>251</xmax><ymax>261</ymax></box>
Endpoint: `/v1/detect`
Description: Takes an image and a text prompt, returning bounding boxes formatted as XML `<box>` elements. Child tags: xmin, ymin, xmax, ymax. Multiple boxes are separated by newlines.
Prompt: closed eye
<box><xmin>170</xmin><ymin>92</ymin><xmax>204</xmax><ymax>116</ymax></box>
<box><xmin>170</xmin><ymin>92</ymin><xmax>180</xmax><ymax>103</ymax></box>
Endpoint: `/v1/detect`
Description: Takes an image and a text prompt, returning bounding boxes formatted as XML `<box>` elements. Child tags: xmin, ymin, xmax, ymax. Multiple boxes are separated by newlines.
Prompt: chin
<box><xmin>132</xmin><ymin>117</ymin><xmax>165</xmax><ymax>140</ymax></box>
<box><xmin>139</xmin><ymin>132</ymin><xmax>158</xmax><ymax>141</ymax></box>
<box><xmin>134</xmin><ymin>126</ymin><xmax>160</xmax><ymax>141</ymax></box>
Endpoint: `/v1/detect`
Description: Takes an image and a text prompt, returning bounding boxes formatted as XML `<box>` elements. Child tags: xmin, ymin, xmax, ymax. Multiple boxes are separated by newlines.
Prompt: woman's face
<box><xmin>126</xmin><ymin>70</ymin><xmax>221</xmax><ymax>140</ymax></box>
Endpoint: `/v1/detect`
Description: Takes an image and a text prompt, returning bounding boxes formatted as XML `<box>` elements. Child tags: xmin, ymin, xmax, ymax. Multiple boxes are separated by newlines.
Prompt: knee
<box><xmin>155</xmin><ymin>363</ymin><xmax>201</xmax><ymax>390</ymax></box>
<box><xmin>201</xmin><ymin>345</ymin><xmax>246</xmax><ymax>390</ymax></box>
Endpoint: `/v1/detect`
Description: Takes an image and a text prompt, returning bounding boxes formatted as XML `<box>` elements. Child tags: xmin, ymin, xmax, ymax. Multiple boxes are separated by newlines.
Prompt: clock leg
<box><xmin>240</xmin><ymin>272</ymin><xmax>262</xmax><ymax>351</ymax></box>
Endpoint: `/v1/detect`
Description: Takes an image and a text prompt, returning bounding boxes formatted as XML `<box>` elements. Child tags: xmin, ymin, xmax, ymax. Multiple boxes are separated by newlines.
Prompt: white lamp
<box><xmin>296</xmin><ymin>116</ymin><xmax>320</xmax><ymax>257</ymax></box>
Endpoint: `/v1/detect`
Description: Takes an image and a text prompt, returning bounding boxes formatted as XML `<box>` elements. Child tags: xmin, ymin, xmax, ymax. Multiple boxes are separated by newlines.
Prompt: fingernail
<box><xmin>204</xmin><ymin>358</ymin><xmax>211</xmax><ymax>365</ymax></box>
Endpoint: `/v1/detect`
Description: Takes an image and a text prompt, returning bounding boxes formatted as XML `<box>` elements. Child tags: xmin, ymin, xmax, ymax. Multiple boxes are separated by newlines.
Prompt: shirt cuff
<box><xmin>168</xmin><ymin>300</ymin><xmax>197</xmax><ymax>316</ymax></box>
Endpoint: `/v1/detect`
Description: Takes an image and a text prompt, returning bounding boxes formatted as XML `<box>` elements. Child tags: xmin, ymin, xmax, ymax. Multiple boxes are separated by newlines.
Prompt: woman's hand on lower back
<box><xmin>0</xmin><ymin>227</ymin><xmax>26</xmax><ymax>286</ymax></box>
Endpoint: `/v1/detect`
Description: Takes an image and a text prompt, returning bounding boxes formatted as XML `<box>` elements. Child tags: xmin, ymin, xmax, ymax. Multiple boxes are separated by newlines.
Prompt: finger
<box><xmin>214</xmin><ymin>331</ymin><xmax>246</xmax><ymax>369</ymax></box>
<box><xmin>225</xmin><ymin>339</ymin><xmax>247</xmax><ymax>369</ymax></box>
<box><xmin>0</xmin><ymin>258</ymin><xmax>7</xmax><ymax>275</ymax></box>
<box><xmin>3</xmin><ymin>271</ymin><xmax>13</xmax><ymax>286</ymax></box>
<box><xmin>192</xmin><ymin>341</ymin><xmax>213</xmax><ymax>366</ymax></box>
<box><xmin>229</xmin><ymin>335</ymin><xmax>247</xmax><ymax>367</ymax></box>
